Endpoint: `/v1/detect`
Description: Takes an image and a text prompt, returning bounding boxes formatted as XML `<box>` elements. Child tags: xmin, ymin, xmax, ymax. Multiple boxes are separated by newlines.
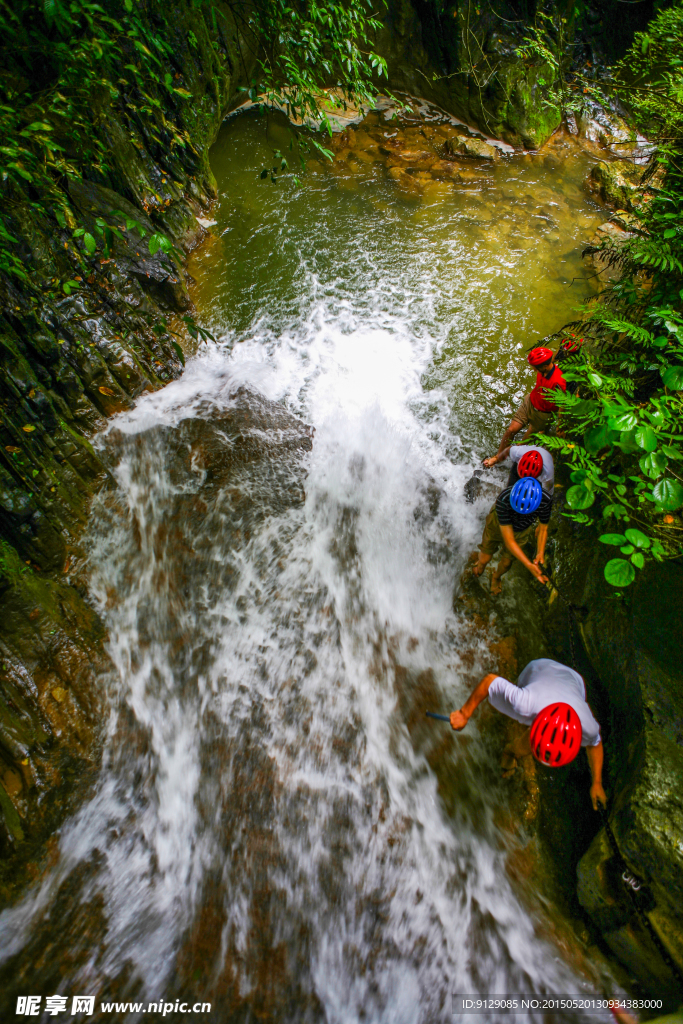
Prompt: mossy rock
<box><xmin>589</xmin><ymin>161</ymin><xmax>643</xmax><ymax>212</ymax></box>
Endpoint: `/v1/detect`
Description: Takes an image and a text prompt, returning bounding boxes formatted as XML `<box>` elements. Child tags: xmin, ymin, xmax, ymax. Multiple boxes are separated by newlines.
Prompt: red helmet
<box><xmin>560</xmin><ymin>336</ymin><xmax>584</xmax><ymax>354</ymax></box>
<box><xmin>518</xmin><ymin>450</ymin><xmax>543</xmax><ymax>478</ymax></box>
<box><xmin>530</xmin><ymin>703</ymin><xmax>582</xmax><ymax>767</ymax></box>
<box><xmin>528</xmin><ymin>347</ymin><xmax>554</xmax><ymax>366</ymax></box>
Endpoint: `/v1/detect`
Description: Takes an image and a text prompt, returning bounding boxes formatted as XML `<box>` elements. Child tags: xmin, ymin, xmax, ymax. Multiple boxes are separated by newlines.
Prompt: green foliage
<box><xmin>0</xmin><ymin>0</ymin><xmax>187</xmax><ymax>286</ymax></box>
<box><xmin>537</xmin><ymin>2</ymin><xmax>683</xmax><ymax>587</ymax></box>
<box><xmin>535</xmin><ymin>2</ymin><xmax>683</xmax><ymax>592</ymax></box>
<box><xmin>514</xmin><ymin>10</ymin><xmax>581</xmax><ymax>121</ymax></box>
<box><xmin>604</xmin><ymin>558</ymin><xmax>636</xmax><ymax>587</ymax></box>
<box><xmin>246</xmin><ymin>0</ymin><xmax>387</xmax><ymax>152</ymax></box>
<box><xmin>611</xmin><ymin>2</ymin><xmax>683</xmax><ymax>141</ymax></box>
<box><xmin>0</xmin><ymin>1</ymin><xmax>385</xmax><ymax>281</ymax></box>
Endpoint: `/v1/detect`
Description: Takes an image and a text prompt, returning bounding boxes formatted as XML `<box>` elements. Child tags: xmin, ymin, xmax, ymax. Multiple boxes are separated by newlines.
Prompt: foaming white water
<box><xmin>0</xmin><ymin>243</ymin><xmax>612</xmax><ymax>1021</ymax></box>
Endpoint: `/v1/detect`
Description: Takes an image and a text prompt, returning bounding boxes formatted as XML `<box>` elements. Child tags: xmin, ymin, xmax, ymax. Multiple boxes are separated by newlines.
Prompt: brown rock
<box><xmin>444</xmin><ymin>136</ymin><xmax>499</xmax><ymax>161</ymax></box>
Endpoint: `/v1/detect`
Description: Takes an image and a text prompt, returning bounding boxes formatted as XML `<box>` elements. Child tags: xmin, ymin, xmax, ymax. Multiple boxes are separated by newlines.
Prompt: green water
<box><xmin>190</xmin><ymin>108</ymin><xmax>605</xmax><ymax>461</ymax></box>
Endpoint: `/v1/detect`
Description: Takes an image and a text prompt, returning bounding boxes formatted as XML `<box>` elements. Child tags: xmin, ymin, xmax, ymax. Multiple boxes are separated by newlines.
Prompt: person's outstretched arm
<box><xmin>500</xmin><ymin>525</ymin><xmax>549</xmax><ymax>583</ymax></box>
<box><xmin>586</xmin><ymin>742</ymin><xmax>607</xmax><ymax>810</ymax></box>
<box><xmin>533</xmin><ymin>522</ymin><xmax>549</xmax><ymax>566</ymax></box>
<box><xmin>450</xmin><ymin>673</ymin><xmax>499</xmax><ymax>730</ymax></box>
<box><xmin>483</xmin><ymin>446</ymin><xmax>511</xmax><ymax>468</ymax></box>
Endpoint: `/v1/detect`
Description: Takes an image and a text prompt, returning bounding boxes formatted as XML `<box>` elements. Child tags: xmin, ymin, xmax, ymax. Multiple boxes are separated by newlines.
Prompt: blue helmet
<box><xmin>510</xmin><ymin>477</ymin><xmax>542</xmax><ymax>514</ymax></box>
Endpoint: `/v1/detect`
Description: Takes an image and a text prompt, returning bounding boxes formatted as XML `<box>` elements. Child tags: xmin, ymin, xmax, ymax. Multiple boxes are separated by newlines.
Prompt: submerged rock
<box><xmin>444</xmin><ymin>135</ymin><xmax>499</xmax><ymax>162</ymax></box>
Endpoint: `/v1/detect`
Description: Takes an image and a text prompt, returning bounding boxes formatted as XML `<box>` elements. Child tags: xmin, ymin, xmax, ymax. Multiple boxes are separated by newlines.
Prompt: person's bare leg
<box><xmin>471</xmin><ymin>551</ymin><xmax>491</xmax><ymax>577</ymax></box>
<box><xmin>490</xmin><ymin>553</ymin><xmax>513</xmax><ymax>594</ymax></box>
<box><xmin>496</xmin><ymin>420</ymin><xmax>523</xmax><ymax>455</ymax></box>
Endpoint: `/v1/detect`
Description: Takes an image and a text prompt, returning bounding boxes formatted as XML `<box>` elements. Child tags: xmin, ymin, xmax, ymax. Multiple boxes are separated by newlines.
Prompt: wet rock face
<box><xmin>0</xmin><ymin>0</ymin><xmax>255</xmax><ymax>886</ymax></box>
<box><xmin>0</xmin><ymin>564</ymin><xmax>109</xmax><ymax>903</ymax></box>
<box><xmin>575</xmin><ymin>556</ymin><xmax>683</xmax><ymax>994</ymax></box>
<box><xmin>107</xmin><ymin>386</ymin><xmax>314</xmax><ymax>548</ymax></box>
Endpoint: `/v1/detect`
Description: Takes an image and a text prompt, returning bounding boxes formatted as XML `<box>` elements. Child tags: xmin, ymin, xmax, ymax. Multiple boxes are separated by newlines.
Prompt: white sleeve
<box><xmin>508</xmin><ymin>445</ymin><xmax>524</xmax><ymax>465</ymax></box>
<box><xmin>584</xmin><ymin>716</ymin><xmax>602</xmax><ymax>747</ymax></box>
<box><xmin>487</xmin><ymin>677</ymin><xmax>537</xmax><ymax>725</ymax></box>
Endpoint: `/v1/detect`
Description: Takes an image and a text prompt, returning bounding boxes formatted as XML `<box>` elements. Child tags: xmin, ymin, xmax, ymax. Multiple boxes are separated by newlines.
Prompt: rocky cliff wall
<box><xmin>376</xmin><ymin>0</ymin><xmax>563</xmax><ymax>149</ymax></box>
<box><xmin>0</xmin><ymin>0</ymin><xmax>255</xmax><ymax>894</ymax></box>
<box><xmin>575</xmin><ymin>555</ymin><xmax>683</xmax><ymax>999</ymax></box>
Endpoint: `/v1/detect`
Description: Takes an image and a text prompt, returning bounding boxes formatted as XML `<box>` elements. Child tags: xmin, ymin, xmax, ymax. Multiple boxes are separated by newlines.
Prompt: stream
<box><xmin>0</xmin><ymin>104</ymin><xmax>621</xmax><ymax>1022</ymax></box>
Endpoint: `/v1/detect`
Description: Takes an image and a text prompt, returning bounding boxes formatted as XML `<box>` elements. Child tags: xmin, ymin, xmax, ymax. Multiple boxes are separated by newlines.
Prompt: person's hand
<box><xmin>533</xmin><ymin>553</ymin><xmax>545</xmax><ymax>567</ymax></box>
<box><xmin>590</xmin><ymin>782</ymin><xmax>608</xmax><ymax>811</ymax></box>
<box><xmin>529</xmin><ymin>563</ymin><xmax>549</xmax><ymax>585</ymax></box>
<box><xmin>450</xmin><ymin>709</ymin><xmax>469</xmax><ymax>731</ymax></box>
<box><xmin>482</xmin><ymin>456</ymin><xmax>498</xmax><ymax>468</ymax></box>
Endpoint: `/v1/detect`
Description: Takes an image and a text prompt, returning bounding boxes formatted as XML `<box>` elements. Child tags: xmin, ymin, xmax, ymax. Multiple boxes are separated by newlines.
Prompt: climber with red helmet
<box><xmin>494</xmin><ymin>347</ymin><xmax>567</xmax><ymax>456</ymax></box>
<box><xmin>469</xmin><ymin>475</ymin><xmax>552</xmax><ymax>594</ymax></box>
<box><xmin>482</xmin><ymin>443</ymin><xmax>555</xmax><ymax>494</ymax></box>
<box><xmin>449</xmin><ymin>658</ymin><xmax>607</xmax><ymax>810</ymax></box>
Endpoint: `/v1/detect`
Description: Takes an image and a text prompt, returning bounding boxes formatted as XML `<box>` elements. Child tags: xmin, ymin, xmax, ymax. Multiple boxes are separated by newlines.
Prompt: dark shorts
<box><xmin>479</xmin><ymin>507</ymin><xmax>536</xmax><ymax>556</ymax></box>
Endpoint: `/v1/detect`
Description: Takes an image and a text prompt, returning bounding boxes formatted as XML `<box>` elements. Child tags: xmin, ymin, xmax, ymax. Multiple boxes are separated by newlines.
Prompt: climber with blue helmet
<box><xmin>469</xmin><ymin>476</ymin><xmax>553</xmax><ymax>595</ymax></box>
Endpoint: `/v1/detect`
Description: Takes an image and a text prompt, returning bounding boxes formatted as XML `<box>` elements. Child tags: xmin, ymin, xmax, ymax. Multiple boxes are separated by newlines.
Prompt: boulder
<box><xmin>444</xmin><ymin>136</ymin><xmax>499</xmax><ymax>161</ymax></box>
<box><xmin>589</xmin><ymin>160</ymin><xmax>643</xmax><ymax>212</ymax></box>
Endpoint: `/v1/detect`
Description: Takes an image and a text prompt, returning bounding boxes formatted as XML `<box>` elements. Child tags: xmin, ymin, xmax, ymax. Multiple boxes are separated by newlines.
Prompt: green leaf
<box><xmin>148</xmin><ymin>233</ymin><xmax>163</xmax><ymax>255</ymax></box>
<box><xmin>171</xmin><ymin>341</ymin><xmax>185</xmax><ymax>366</ymax></box>
<box><xmin>652</xmin><ymin>478</ymin><xmax>683</xmax><ymax>510</ymax></box>
<box><xmin>604</xmin><ymin>558</ymin><xmax>636</xmax><ymax>587</ymax></box>
<box><xmin>631</xmin><ymin>551</ymin><xmax>645</xmax><ymax>568</ymax></box>
<box><xmin>83</xmin><ymin>232</ymin><xmax>97</xmax><ymax>253</ymax></box>
<box><xmin>662</xmin><ymin>364</ymin><xmax>683</xmax><ymax>390</ymax></box>
<box><xmin>608</xmin><ymin>411</ymin><xmax>638</xmax><ymax>432</ymax></box>
<box><xmin>124</xmin><ymin>0</ymin><xmax>133</xmax><ymax>11</ymax></box>
<box><xmin>617</xmin><ymin>428</ymin><xmax>641</xmax><ymax>454</ymax></box>
<box><xmin>587</xmin><ymin>372</ymin><xmax>602</xmax><ymax>387</ymax></box>
<box><xmin>639</xmin><ymin>451</ymin><xmax>668</xmax><ymax>478</ymax></box>
<box><xmin>585</xmin><ymin>423</ymin><xmax>615</xmax><ymax>454</ymax></box>
<box><xmin>635</xmin><ymin>424</ymin><xmax>657</xmax><ymax>452</ymax></box>
<box><xmin>620</xmin><ymin>545</ymin><xmax>635</xmax><ymax>554</ymax></box>
<box><xmin>662</xmin><ymin>444</ymin><xmax>682</xmax><ymax>460</ymax></box>
<box><xmin>599</xmin><ymin>534</ymin><xmax>627</xmax><ymax>545</ymax></box>
<box><xmin>566</xmin><ymin>484</ymin><xmax>595</xmax><ymax>509</ymax></box>
<box><xmin>624</xmin><ymin>528</ymin><xmax>651</xmax><ymax>549</ymax></box>
<box><xmin>9</xmin><ymin>162</ymin><xmax>34</xmax><ymax>182</ymax></box>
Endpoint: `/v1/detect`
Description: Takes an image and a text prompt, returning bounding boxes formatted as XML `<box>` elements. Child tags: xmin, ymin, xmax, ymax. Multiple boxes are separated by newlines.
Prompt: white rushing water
<box><xmin>0</xmin><ymin>115</ymin><xmax>618</xmax><ymax>1022</ymax></box>
<box><xmin>0</xmin><ymin>311</ymin><xmax>612</xmax><ymax>1022</ymax></box>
